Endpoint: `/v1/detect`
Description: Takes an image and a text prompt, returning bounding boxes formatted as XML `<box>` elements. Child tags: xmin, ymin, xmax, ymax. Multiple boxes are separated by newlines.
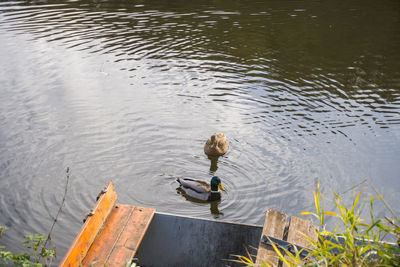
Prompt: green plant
<box><xmin>0</xmin><ymin>168</ymin><xmax>70</xmax><ymax>266</ymax></box>
<box><xmin>234</xmin><ymin>183</ymin><xmax>400</xmax><ymax>266</ymax></box>
<box><xmin>299</xmin><ymin>184</ymin><xmax>400</xmax><ymax>266</ymax></box>
<box><xmin>0</xmin><ymin>226</ymin><xmax>55</xmax><ymax>266</ymax></box>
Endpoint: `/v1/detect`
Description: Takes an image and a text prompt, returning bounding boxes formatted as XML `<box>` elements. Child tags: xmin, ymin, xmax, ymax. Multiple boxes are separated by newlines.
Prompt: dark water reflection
<box><xmin>0</xmin><ymin>0</ymin><xmax>399</xmax><ymax>262</ymax></box>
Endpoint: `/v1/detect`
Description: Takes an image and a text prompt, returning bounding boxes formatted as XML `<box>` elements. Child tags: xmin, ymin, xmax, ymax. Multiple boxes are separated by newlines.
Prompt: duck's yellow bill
<box><xmin>218</xmin><ymin>183</ymin><xmax>226</xmax><ymax>191</ymax></box>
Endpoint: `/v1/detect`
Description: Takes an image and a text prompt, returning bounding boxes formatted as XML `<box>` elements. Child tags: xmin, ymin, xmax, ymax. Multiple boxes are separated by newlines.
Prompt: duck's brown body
<box><xmin>204</xmin><ymin>133</ymin><xmax>228</xmax><ymax>156</ymax></box>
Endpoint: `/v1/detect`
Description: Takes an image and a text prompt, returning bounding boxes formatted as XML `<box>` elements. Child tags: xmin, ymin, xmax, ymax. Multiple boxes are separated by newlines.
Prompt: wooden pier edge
<box><xmin>256</xmin><ymin>209</ymin><xmax>287</xmax><ymax>266</ymax></box>
<box><xmin>90</xmin><ymin>205</ymin><xmax>155</xmax><ymax>266</ymax></box>
<box><xmin>256</xmin><ymin>209</ymin><xmax>317</xmax><ymax>267</ymax></box>
<box><xmin>59</xmin><ymin>182</ymin><xmax>315</xmax><ymax>267</ymax></box>
<box><xmin>283</xmin><ymin>216</ymin><xmax>316</xmax><ymax>266</ymax></box>
<box><xmin>59</xmin><ymin>181</ymin><xmax>155</xmax><ymax>267</ymax></box>
<box><xmin>59</xmin><ymin>181</ymin><xmax>117</xmax><ymax>267</ymax></box>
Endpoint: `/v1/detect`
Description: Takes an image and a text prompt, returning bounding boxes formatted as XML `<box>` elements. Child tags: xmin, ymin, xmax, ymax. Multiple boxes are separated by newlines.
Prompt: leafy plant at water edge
<box><xmin>0</xmin><ymin>226</ymin><xmax>55</xmax><ymax>266</ymax></box>
<box><xmin>0</xmin><ymin>167</ymin><xmax>70</xmax><ymax>266</ymax></box>
<box><xmin>234</xmin><ymin>183</ymin><xmax>400</xmax><ymax>266</ymax></box>
<box><xmin>298</xmin><ymin>184</ymin><xmax>400</xmax><ymax>266</ymax></box>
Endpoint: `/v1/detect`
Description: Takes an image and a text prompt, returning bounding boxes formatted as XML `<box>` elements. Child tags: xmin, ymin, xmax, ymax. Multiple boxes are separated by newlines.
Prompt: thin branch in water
<box><xmin>341</xmin><ymin>179</ymin><xmax>368</xmax><ymax>195</ymax></box>
<box><xmin>40</xmin><ymin>167</ymin><xmax>70</xmax><ymax>258</ymax></box>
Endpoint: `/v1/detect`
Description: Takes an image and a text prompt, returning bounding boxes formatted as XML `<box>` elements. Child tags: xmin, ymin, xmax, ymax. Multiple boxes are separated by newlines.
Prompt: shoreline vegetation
<box><xmin>234</xmin><ymin>182</ymin><xmax>400</xmax><ymax>266</ymax></box>
<box><xmin>0</xmin><ymin>168</ymin><xmax>69</xmax><ymax>267</ymax></box>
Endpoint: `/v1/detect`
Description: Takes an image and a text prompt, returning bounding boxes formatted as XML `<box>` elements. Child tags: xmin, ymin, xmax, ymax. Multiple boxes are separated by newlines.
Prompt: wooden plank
<box><xmin>59</xmin><ymin>182</ymin><xmax>117</xmax><ymax>267</ymax></box>
<box><xmin>81</xmin><ymin>204</ymin><xmax>134</xmax><ymax>267</ymax></box>
<box><xmin>106</xmin><ymin>206</ymin><xmax>155</xmax><ymax>266</ymax></box>
<box><xmin>256</xmin><ymin>209</ymin><xmax>287</xmax><ymax>267</ymax></box>
<box><xmin>283</xmin><ymin>216</ymin><xmax>317</xmax><ymax>267</ymax></box>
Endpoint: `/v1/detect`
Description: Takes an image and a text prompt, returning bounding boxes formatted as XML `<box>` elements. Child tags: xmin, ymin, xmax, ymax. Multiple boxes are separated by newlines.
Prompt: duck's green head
<box><xmin>210</xmin><ymin>176</ymin><xmax>225</xmax><ymax>192</ymax></box>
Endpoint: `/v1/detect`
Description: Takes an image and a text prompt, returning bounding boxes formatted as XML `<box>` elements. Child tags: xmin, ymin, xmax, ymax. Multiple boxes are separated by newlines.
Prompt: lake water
<box><xmin>0</xmin><ymin>0</ymin><xmax>399</xmax><ymax>263</ymax></box>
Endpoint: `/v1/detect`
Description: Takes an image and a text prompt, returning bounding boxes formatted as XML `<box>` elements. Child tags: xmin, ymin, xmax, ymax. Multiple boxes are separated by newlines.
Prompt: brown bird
<box><xmin>204</xmin><ymin>133</ymin><xmax>228</xmax><ymax>156</ymax></box>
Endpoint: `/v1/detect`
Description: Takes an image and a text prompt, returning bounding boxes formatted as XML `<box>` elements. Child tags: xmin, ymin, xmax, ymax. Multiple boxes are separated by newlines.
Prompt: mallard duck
<box><xmin>204</xmin><ymin>133</ymin><xmax>228</xmax><ymax>156</ymax></box>
<box><xmin>176</xmin><ymin>176</ymin><xmax>226</xmax><ymax>201</ymax></box>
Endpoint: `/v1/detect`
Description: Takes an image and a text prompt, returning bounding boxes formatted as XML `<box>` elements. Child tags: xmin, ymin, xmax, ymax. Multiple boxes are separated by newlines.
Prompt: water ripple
<box><xmin>1</xmin><ymin>0</ymin><xmax>400</xmax><ymax>261</ymax></box>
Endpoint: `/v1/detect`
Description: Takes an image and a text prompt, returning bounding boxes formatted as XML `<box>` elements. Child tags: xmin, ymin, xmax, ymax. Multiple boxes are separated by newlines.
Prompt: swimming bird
<box><xmin>176</xmin><ymin>176</ymin><xmax>226</xmax><ymax>201</ymax></box>
<box><xmin>204</xmin><ymin>133</ymin><xmax>228</xmax><ymax>156</ymax></box>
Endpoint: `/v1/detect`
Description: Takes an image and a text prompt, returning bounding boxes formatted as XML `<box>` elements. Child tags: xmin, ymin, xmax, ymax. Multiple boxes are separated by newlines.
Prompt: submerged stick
<box><xmin>40</xmin><ymin>167</ymin><xmax>70</xmax><ymax>258</ymax></box>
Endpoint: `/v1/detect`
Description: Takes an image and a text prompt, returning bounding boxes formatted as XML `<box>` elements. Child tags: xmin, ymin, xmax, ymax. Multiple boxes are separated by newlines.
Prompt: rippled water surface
<box><xmin>1</xmin><ymin>0</ymin><xmax>400</xmax><ymax>262</ymax></box>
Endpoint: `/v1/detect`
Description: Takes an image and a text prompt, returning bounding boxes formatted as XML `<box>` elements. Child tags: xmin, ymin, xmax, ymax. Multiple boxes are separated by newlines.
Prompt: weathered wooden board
<box><xmin>283</xmin><ymin>216</ymin><xmax>316</xmax><ymax>267</ymax></box>
<box><xmin>81</xmin><ymin>204</ymin><xmax>155</xmax><ymax>266</ymax></box>
<box><xmin>105</xmin><ymin>206</ymin><xmax>155</xmax><ymax>266</ymax></box>
<box><xmin>59</xmin><ymin>181</ymin><xmax>117</xmax><ymax>267</ymax></box>
<box><xmin>81</xmin><ymin>204</ymin><xmax>133</xmax><ymax>266</ymax></box>
<box><xmin>256</xmin><ymin>209</ymin><xmax>287</xmax><ymax>266</ymax></box>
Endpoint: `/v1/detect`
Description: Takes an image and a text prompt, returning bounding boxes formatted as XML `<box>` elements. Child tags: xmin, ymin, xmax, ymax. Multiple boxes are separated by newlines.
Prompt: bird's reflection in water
<box><xmin>176</xmin><ymin>187</ymin><xmax>224</xmax><ymax>217</ymax></box>
<box><xmin>208</xmin><ymin>155</ymin><xmax>220</xmax><ymax>173</ymax></box>
<box><xmin>209</xmin><ymin>200</ymin><xmax>223</xmax><ymax>217</ymax></box>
